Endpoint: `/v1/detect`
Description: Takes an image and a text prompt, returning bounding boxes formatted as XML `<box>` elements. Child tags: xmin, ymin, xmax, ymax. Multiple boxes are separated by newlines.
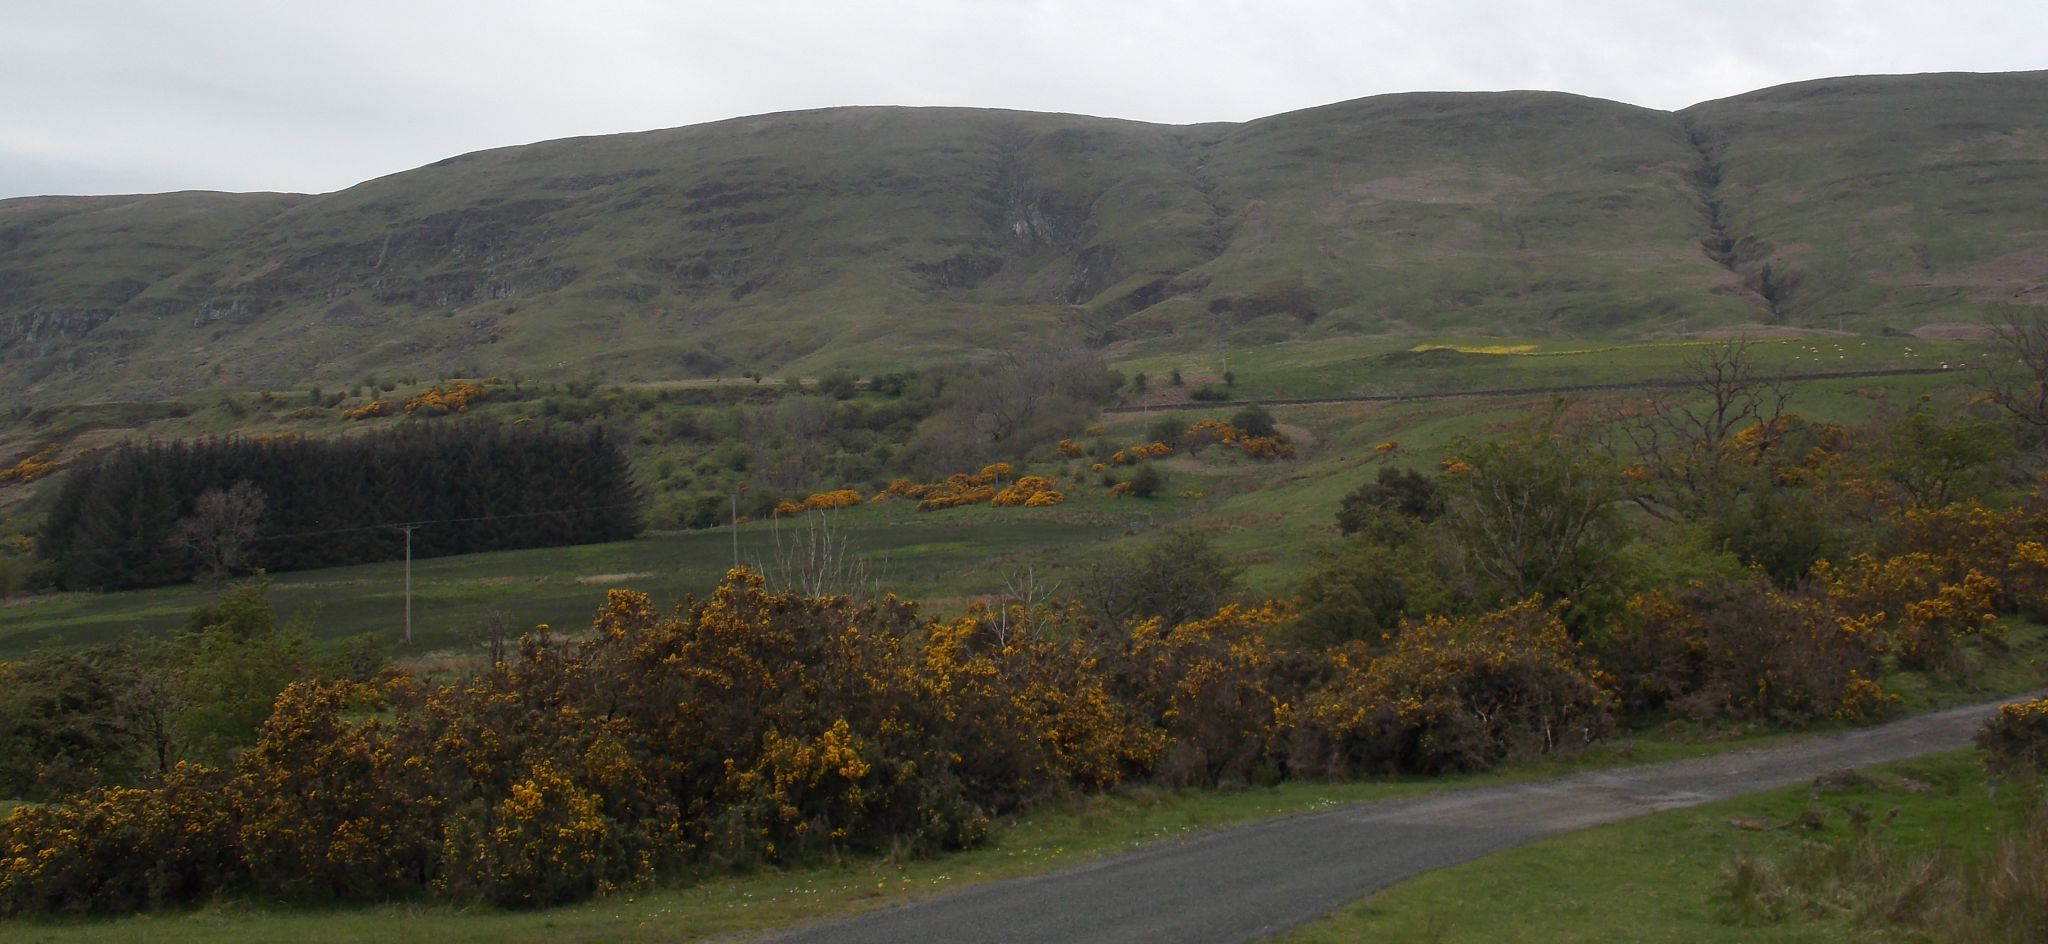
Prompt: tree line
<box><xmin>39</xmin><ymin>422</ymin><xmax>641</xmax><ymax>590</ymax></box>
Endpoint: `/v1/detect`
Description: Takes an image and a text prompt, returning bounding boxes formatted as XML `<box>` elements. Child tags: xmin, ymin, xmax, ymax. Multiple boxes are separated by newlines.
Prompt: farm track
<box><xmin>762</xmin><ymin>696</ymin><xmax>2017</xmax><ymax>944</ymax></box>
<box><xmin>1102</xmin><ymin>366</ymin><xmax>1954</xmax><ymax>414</ymax></box>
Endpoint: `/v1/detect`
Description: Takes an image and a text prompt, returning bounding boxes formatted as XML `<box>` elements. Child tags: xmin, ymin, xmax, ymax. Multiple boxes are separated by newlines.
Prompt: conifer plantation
<box><xmin>39</xmin><ymin>423</ymin><xmax>640</xmax><ymax>590</ymax></box>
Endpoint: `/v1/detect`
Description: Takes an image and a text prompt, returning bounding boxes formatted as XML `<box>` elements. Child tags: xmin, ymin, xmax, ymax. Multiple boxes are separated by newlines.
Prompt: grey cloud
<box><xmin>1</xmin><ymin>0</ymin><xmax>2041</xmax><ymax>198</ymax></box>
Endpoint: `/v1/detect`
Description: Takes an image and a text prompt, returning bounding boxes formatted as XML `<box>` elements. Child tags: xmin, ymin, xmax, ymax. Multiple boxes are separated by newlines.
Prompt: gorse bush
<box><xmin>0</xmin><ymin>571</ymin><xmax>1627</xmax><ymax>917</ymax></box>
<box><xmin>1125</xmin><ymin>602</ymin><xmax>1298</xmax><ymax>786</ymax></box>
<box><xmin>0</xmin><ymin>572</ymin><xmax>1165</xmax><ymax>914</ymax></box>
<box><xmin>1978</xmin><ymin>695</ymin><xmax>2048</xmax><ymax>777</ymax></box>
<box><xmin>1295</xmin><ymin>598</ymin><xmax>1615</xmax><ymax>776</ymax></box>
<box><xmin>1609</xmin><ymin>579</ymin><xmax>1894</xmax><ymax>724</ymax></box>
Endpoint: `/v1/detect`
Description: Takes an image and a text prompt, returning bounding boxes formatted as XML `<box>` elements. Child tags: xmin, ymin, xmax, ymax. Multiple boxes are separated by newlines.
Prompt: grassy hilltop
<box><xmin>2</xmin><ymin>71</ymin><xmax>2043</xmax><ymax>402</ymax></box>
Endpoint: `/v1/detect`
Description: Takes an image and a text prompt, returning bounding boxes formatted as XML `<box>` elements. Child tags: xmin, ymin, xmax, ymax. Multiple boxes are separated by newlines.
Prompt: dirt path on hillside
<box><xmin>760</xmin><ymin>697</ymin><xmax>2022</xmax><ymax>944</ymax></box>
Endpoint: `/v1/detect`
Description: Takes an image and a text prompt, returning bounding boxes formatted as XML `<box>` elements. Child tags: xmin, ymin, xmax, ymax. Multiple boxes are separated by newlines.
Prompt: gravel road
<box><xmin>764</xmin><ymin>696</ymin><xmax>2020</xmax><ymax>944</ymax></box>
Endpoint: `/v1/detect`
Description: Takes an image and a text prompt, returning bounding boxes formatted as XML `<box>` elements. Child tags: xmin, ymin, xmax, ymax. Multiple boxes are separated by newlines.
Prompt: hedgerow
<box><xmin>1</xmin><ymin>573</ymin><xmax>1616</xmax><ymax>916</ymax></box>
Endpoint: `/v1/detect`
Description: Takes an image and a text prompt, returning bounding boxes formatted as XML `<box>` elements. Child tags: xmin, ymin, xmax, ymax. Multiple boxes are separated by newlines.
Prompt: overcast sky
<box><xmin>3</xmin><ymin>0</ymin><xmax>2042</xmax><ymax>199</ymax></box>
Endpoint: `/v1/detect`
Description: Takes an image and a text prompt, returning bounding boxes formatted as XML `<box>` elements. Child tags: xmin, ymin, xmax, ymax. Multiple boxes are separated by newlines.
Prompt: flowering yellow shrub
<box><xmin>0</xmin><ymin>443</ymin><xmax>60</xmax><ymax>484</ymax></box>
<box><xmin>403</xmin><ymin>380</ymin><xmax>495</xmax><ymax>415</ymax></box>
<box><xmin>1127</xmin><ymin>603</ymin><xmax>1295</xmax><ymax>784</ymax></box>
<box><xmin>339</xmin><ymin>400</ymin><xmax>395</xmax><ymax>421</ymax></box>
<box><xmin>992</xmin><ymin>476</ymin><xmax>1063</xmax><ymax>507</ymax></box>
<box><xmin>1977</xmin><ymin>695</ymin><xmax>2048</xmax><ymax>775</ymax></box>
<box><xmin>1297</xmin><ymin>598</ymin><xmax>1615</xmax><ymax>776</ymax></box>
<box><xmin>917</xmin><ymin>486</ymin><xmax>997</xmax><ymax>511</ymax></box>
<box><xmin>1057</xmin><ymin>439</ymin><xmax>1085</xmax><ymax>458</ymax></box>
<box><xmin>1817</xmin><ymin>553</ymin><xmax>2002</xmax><ymax>670</ymax></box>
<box><xmin>231</xmin><ymin>681</ymin><xmax>439</xmax><ymax>903</ymax></box>
<box><xmin>1183</xmin><ymin>421</ymin><xmax>1294</xmax><ymax>461</ymax></box>
<box><xmin>866</xmin><ymin>466</ymin><xmax>1065</xmax><ymax>512</ymax></box>
<box><xmin>1238</xmin><ymin>436</ymin><xmax>1295</xmax><ymax>460</ymax></box>
<box><xmin>1607</xmin><ymin>581</ymin><xmax>1894</xmax><ymax>724</ymax></box>
<box><xmin>0</xmin><ymin>763</ymin><xmax>237</xmax><ymax>915</ymax></box>
<box><xmin>816</xmin><ymin>490</ymin><xmax>856</xmax><ymax>511</ymax></box>
<box><xmin>440</xmin><ymin>758</ymin><xmax>630</xmax><ymax>907</ymax></box>
<box><xmin>727</xmin><ymin>719</ymin><xmax>874</xmax><ymax>850</ymax></box>
<box><xmin>774</xmin><ymin>489</ymin><xmax>864</xmax><ymax>516</ymax></box>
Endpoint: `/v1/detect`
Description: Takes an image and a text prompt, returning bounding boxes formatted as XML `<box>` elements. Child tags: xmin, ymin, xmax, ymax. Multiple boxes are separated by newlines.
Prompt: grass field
<box><xmin>0</xmin><ymin>337</ymin><xmax>2009</xmax><ymax>658</ymax></box>
<box><xmin>0</xmin><ymin>505</ymin><xmax>1132</xmax><ymax>657</ymax></box>
<box><xmin>1272</xmin><ymin>750</ymin><xmax>2023</xmax><ymax>944</ymax></box>
<box><xmin>1113</xmin><ymin>333</ymin><xmax>1995</xmax><ymax>401</ymax></box>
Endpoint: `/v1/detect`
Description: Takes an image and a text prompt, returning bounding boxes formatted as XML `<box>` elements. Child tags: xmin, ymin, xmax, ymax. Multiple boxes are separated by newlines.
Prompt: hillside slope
<box><xmin>3</xmin><ymin>71</ymin><xmax>2043</xmax><ymax>401</ymax></box>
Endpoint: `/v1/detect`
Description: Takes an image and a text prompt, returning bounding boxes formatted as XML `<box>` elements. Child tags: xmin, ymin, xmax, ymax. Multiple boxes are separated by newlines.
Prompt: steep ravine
<box><xmin>1683</xmin><ymin>119</ymin><xmax>1797</xmax><ymax>323</ymax></box>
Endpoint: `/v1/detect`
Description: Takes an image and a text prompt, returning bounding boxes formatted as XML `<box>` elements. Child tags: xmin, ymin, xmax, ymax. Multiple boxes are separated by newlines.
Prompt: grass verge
<box><xmin>1271</xmin><ymin>750</ymin><xmax>2029</xmax><ymax>944</ymax></box>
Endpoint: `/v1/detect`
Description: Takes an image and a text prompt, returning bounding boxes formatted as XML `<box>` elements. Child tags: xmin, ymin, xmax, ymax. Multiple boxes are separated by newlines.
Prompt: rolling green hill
<box><xmin>3</xmin><ymin>71</ymin><xmax>2043</xmax><ymax>402</ymax></box>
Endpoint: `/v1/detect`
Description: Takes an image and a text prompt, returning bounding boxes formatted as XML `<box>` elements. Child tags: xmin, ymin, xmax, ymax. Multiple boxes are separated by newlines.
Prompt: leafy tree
<box><xmin>0</xmin><ymin>548</ymin><xmax>50</xmax><ymax>600</ymax></box>
<box><xmin>1231</xmin><ymin>404</ymin><xmax>1276</xmax><ymax>438</ymax></box>
<box><xmin>1336</xmin><ymin>466</ymin><xmax>1441</xmax><ymax>534</ymax></box>
<box><xmin>0</xmin><ymin>648</ymin><xmax>141</xmax><ymax>797</ymax></box>
<box><xmin>1865</xmin><ymin>405</ymin><xmax>2015</xmax><ymax>508</ymax></box>
<box><xmin>1145</xmin><ymin>414</ymin><xmax>1185</xmax><ymax>447</ymax></box>
<box><xmin>815</xmin><ymin>370</ymin><xmax>860</xmax><ymax>401</ymax></box>
<box><xmin>1127</xmin><ymin>463</ymin><xmax>1167</xmax><ymax>498</ymax></box>
<box><xmin>1440</xmin><ymin>421</ymin><xmax>1627</xmax><ymax>615</ymax></box>
<box><xmin>1296</xmin><ymin>506</ymin><xmax>1459</xmax><ymax>648</ymax></box>
<box><xmin>1704</xmin><ymin>486</ymin><xmax>1848</xmax><ymax>586</ymax></box>
<box><xmin>173</xmin><ymin>576</ymin><xmax>313</xmax><ymax>763</ymax></box>
<box><xmin>1168</xmin><ymin>368</ymin><xmax>1184</xmax><ymax>387</ymax></box>
<box><xmin>1080</xmin><ymin>531</ymin><xmax>1239</xmax><ymax>630</ymax></box>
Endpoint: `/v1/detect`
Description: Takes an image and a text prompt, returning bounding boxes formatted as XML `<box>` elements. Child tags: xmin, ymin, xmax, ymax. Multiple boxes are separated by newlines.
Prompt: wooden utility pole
<box><xmin>402</xmin><ymin>524</ymin><xmax>415</xmax><ymax>645</ymax></box>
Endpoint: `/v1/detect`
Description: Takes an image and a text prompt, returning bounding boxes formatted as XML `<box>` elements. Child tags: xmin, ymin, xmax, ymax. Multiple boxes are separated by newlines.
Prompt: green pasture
<box><xmin>1</xmin><ymin>342</ymin><xmax>2005</xmax><ymax>656</ymax></box>
<box><xmin>0</xmin><ymin>505</ymin><xmax>1136</xmax><ymax>657</ymax></box>
<box><xmin>1113</xmin><ymin>333</ymin><xmax>1998</xmax><ymax>401</ymax></box>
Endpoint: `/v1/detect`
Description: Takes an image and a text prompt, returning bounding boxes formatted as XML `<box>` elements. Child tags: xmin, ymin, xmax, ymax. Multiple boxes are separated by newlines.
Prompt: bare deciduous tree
<box><xmin>983</xmin><ymin>564</ymin><xmax>1064</xmax><ymax>649</ymax></box>
<box><xmin>1609</xmin><ymin>339</ymin><xmax>1792</xmax><ymax>520</ymax></box>
<box><xmin>1986</xmin><ymin>307</ymin><xmax>2048</xmax><ymax>434</ymax></box>
<box><xmin>758</xmin><ymin>508</ymin><xmax>874</xmax><ymax>600</ymax></box>
<box><xmin>171</xmin><ymin>481</ymin><xmax>267</xmax><ymax>582</ymax></box>
<box><xmin>906</xmin><ymin>341</ymin><xmax>1120</xmax><ymax>475</ymax></box>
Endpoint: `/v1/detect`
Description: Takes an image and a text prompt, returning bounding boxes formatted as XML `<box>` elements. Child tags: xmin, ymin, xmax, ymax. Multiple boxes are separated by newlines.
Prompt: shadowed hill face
<box><xmin>0</xmin><ymin>191</ymin><xmax>307</xmax><ymax>388</ymax></box>
<box><xmin>3</xmin><ymin>71</ymin><xmax>2045</xmax><ymax>401</ymax></box>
